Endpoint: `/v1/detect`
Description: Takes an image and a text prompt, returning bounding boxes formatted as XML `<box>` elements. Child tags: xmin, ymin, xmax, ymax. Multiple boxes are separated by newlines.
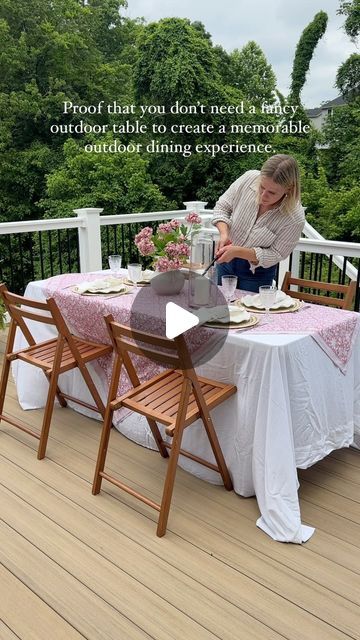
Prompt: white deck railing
<box><xmin>1</xmin><ymin>203</ymin><xmax>359</xmax><ymax>286</ymax></box>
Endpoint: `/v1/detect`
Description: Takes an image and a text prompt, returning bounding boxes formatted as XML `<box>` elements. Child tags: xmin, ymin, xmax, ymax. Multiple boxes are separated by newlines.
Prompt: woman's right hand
<box><xmin>216</xmin><ymin>233</ymin><xmax>232</xmax><ymax>254</ymax></box>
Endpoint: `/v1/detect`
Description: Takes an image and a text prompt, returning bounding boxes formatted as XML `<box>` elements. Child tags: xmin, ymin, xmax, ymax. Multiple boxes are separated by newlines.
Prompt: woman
<box><xmin>212</xmin><ymin>154</ymin><xmax>305</xmax><ymax>292</ymax></box>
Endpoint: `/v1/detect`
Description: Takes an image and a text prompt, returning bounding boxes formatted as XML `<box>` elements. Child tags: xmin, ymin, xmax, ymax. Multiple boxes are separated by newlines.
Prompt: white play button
<box><xmin>165</xmin><ymin>302</ymin><xmax>199</xmax><ymax>339</ymax></box>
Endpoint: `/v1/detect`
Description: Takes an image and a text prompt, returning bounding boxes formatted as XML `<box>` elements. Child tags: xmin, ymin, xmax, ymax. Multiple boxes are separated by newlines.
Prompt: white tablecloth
<box><xmin>12</xmin><ymin>278</ymin><xmax>360</xmax><ymax>543</ymax></box>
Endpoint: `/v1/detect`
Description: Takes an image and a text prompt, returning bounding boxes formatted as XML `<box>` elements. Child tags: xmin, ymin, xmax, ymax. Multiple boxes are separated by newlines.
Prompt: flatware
<box><xmin>201</xmin><ymin>256</ymin><xmax>217</xmax><ymax>276</ymax></box>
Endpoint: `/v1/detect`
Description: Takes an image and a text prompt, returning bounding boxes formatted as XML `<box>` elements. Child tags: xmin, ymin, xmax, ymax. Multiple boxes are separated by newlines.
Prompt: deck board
<box><xmin>1</xmin><ymin>328</ymin><xmax>360</xmax><ymax>640</ymax></box>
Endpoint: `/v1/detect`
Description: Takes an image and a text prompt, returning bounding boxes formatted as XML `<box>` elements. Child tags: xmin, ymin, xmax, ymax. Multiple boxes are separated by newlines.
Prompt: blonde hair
<box><xmin>260</xmin><ymin>154</ymin><xmax>301</xmax><ymax>214</ymax></box>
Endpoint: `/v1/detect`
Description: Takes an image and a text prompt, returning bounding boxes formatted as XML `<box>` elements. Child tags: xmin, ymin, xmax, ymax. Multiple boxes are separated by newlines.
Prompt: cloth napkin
<box><xmin>242</xmin><ymin>290</ymin><xmax>294</xmax><ymax>310</ymax></box>
<box><xmin>73</xmin><ymin>278</ymin><xmax>127</xmax><ymax>294</ymax></box>
<box><xmin>195</xmin><ymin>305</ymin><xmax>251</xmax><ymax>324</ymax></box>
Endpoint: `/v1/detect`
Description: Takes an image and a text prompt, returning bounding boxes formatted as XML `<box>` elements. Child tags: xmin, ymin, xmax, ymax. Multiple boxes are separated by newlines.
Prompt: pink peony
<box><xmin>135</xmin><ymin>227</ymin><xmax>153</xmax><ymax>243</ymax></box>
<box><xmin>154</xmin><ymin>256</ymin><xmax>182</xmax><ymax>272</ymax></box>
<box><xmin>137</xmin><ymin>238</ymin><xmax>155</xmax><ymax>256</ymax></box>
<box><xmin>170</xmin><ymin>219</ymin><xmax>181</xmax><ymax>229</ymax></box>
<box><xmin>185</xmin><ymin>212</ymin><xmax>202</xmax><ymax>225</ymax></box>
<box><xmin>157</xmin><ymin>222</ymin><xmax>173</xmax><ymax>234</ymax></box>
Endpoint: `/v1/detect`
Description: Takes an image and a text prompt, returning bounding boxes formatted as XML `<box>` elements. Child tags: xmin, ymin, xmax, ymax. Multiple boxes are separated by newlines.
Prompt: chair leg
<box><xmin>44</xmin><ymin>371</ymin><xmax>67</xmax><ymax>408</ymax></box>
<box><xmin>190</xmin><ymin>379</ymin><xmax>233</xmax><ymax>491</ymax></box>
<box><xmin>146</xmin><ymin>418</ymin><xmax>169</xmax><ymax>458</ymax></box>
<box><xmin>157</xmin><ymin>379</ymin><xmax>191</xmax><ymax>537</ymax></box>
<box><xmin>37</xmin><ymin>368</ymin><xmax>60</xmax><ymax>460</ymax></box>
<box><xmin>77</xmin><ymin>359</ymin><xmax>106</xmax><ymax>418</ymax></box>
<box><xmin>200</xmin><ymin>410</ymin><xmax>233</xmax><ymax>491</ymax></box>
<box><xmin>92</xmin><ymin>403</ymin><xmax>114</xmax><ymax>495</ymax></box>
<box><xmin>0</xmin><ymin>357</ymin><xmax>11</xmax><ymax>423</ymax></box>
<box><xmin>37</xmin><ymin>340</ymin><xmax>65</xmax><ymax>460</ymax></box>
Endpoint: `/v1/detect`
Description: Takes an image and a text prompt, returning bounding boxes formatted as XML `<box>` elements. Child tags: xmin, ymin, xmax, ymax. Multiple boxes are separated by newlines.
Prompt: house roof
<box><xmin>320</xmin><ymin>96</ymin><xmax>346</xmax><ymax>109</ymax></box>
<box><xmin>305</xmin><ymin>95</ymin><xmax>346</xmax><ymax>119</ymax></box>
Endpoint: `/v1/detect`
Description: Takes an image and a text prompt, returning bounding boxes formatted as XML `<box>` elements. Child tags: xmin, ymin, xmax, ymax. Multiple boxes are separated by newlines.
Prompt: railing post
<box><xmin>183</xmin><ymin>201</ymin><xmax>208</xmax><ymax>213</ymax></box>
<box><xmin>74</xmin><ymin>208</ymin><xmax>103</xmax><ymax>273</ymax></box>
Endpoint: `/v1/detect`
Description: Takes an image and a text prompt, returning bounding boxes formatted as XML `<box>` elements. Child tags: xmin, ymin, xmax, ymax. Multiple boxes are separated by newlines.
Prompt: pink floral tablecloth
<box><xmin>43</xmin><ymin>274</ymin><xmax>360</xmax><ymax>383</ymax></box>
<box><xmin>42</xmin><ymin>272</ymin><xmax>219</xmax><ymax>417</ymax></box>
<box><xmin>230</xmin><ymin>290</ymin><xmax>360</xmax><ymax>373</ymax></box>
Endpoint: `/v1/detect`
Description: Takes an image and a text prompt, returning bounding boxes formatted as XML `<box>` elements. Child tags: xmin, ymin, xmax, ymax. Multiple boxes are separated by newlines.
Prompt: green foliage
<box><xmin>228</xmin><ymin>42</ymin><xmax>276</xmax><ymax>104</ymax></box>
<box><xmin>134</xmin><ymin>18</ymin><xmax>220</xmax><ymax>107</ymax></box>
<box><xmin>0</xmin><ymin>0</ymin><xmax>137</xmax><ymax>222</ymax></box>
<box><xmin>289</xmin><ymin>11</ymin><xmax>328</xmax><ymax>103</ymax></box>
<box><xmin>336</xmin><ymin>1</ymin><xmax>360</xmax><ymax>97</ymax></box>
<box><xmin>336</xmin><ymin>52</ymin><xmax>360</xmax><ymax>98</ymax></box>
<box><xmin>41</xmin><ymin>137</ymin><xmax>174</xmax><ymax>217</ymax></box>
<box><xmin>0</xmin><ymin>298</ymin><xmax>5</xmax><ymax>330</ymax></box>
<box><xmin>338</xmin><ymin>0</ymin><xmax>360</xmax><ymax>41</ymax></box>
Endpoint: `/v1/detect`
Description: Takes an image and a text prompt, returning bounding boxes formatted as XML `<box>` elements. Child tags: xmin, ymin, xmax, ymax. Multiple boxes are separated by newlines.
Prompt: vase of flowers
<box><xmin>134</xmin><ymin>212</ymin><xmax>202</xmax><ymax>295</ymax></box>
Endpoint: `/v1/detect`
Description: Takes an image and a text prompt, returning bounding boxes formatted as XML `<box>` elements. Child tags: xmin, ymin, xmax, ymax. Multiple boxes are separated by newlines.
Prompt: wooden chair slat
<box><xmin>0</xmin><ymin>284</ymin><xmax>112</xmax><ymax>460</ymax></box>
<box><xmin>281</xmin><ymin>272</ymin><xmax>356</xmax><ymax>310</ymax></box>
<box><xmin>92</xmin><ymin>318</ymin><xmax>237</xmax><ymax>537</ymax></box>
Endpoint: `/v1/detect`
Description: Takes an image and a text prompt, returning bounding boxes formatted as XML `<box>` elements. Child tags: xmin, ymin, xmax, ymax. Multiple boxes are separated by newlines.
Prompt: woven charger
<box><xmin>204</xmin><ymin>314</ymin><xmax>259</xmax><ymax>329</ymax></box>
<box><xmin>235</xmin><ymin>298</ymin><xmax>302</xmax><ymax>314</ymax></box>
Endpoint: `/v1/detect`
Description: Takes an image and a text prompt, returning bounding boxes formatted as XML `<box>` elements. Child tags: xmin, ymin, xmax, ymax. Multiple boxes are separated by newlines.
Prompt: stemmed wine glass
<box><xmin>221</xmin><ymin>275</ymin><xmax>238</xmax><ymax>304</ymax></box>
<box><xmin>259</xmin><ymin>285</ymin><xmax>277</xmax><ymax>322</ymax></box>
<box><xmin>127</xmin><ymin>263</ymin><xmax>142</xmax><ymax>288</ymax></box>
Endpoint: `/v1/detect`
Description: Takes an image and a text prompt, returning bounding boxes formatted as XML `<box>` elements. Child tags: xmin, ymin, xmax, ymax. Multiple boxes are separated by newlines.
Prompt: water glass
<box><xmin>127</xmin><ymin>263</ymin><xmax>142</xmax><ymax>285</ymax></box>
<box><xmin>108</xmin><ymin>254</ymin><xmax>122</xmax><ymax>277</ymax></box>
<box><xmin>221</xmin><ymin>275</ymin><xmax>238</xmax><ymax>304</ymax></box>
<box><xmin>259</xmin><ymin>285</ymin><xmax>277</xmax><ymax>319</ymax></box>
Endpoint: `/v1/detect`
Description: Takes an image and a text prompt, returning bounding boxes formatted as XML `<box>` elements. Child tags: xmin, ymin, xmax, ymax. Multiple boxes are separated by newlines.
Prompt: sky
<box><xmin>124</xmin><ymin>0</ymin><xmax>355</xmax><ymax>107</ymax></box>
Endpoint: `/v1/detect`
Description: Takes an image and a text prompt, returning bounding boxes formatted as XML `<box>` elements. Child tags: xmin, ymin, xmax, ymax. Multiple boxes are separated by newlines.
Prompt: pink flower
<box><xmin>170</xmin><ymin>219</ymin><xmax>181</xmax><ymax>229</ymax></box>
<box><xmin>154</xmin><ymin>256</ymin><xmax>183</xmax><ymax>272</ymax></box>
<box><xmin>137</xmin><ymin>238</ymin><xmax>155</xmax><ymax>256</ymax></box>
<box><xmin>135</xmin><ymin>227</ymin><xmax>153</xmax><ymax>244</ymax></box>
<box><xmin>157</xmin><ymin>222</ymin><xmax>173</xmax><ymax>234</ymax></box>
<box><xmin>185</xmin><ymin>212</ymin><xmax>202</xmax><ymax>224</ymax></box>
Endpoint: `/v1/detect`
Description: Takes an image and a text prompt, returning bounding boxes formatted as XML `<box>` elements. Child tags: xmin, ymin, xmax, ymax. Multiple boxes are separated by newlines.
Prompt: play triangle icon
<box><xmin>165</xmin><ymin>302</ymin><xmax>199</xmax><ymax>339</ymax></box>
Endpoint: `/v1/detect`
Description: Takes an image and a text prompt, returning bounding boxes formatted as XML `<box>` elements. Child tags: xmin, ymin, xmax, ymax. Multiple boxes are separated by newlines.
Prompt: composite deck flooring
<box><xmin>0</xmin><ymin>329</ymin><xmax>359</xmax><ymax>640</ymax></box>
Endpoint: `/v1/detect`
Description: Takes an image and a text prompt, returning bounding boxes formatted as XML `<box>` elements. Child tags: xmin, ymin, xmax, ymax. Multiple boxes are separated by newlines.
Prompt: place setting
<box><xmin>122</xmin><ymin>263</ymin><xmax>156</xmax><ymax>287</ymax></box>
<box><xmin>236</xmin><ymin>285</ymin><xmax>302</xmax><ymax>314</ymax></box>
<box><xmin>71</xmin><ymin>254</ymin><xmax>132</xmax><ymax>297</ymax></box>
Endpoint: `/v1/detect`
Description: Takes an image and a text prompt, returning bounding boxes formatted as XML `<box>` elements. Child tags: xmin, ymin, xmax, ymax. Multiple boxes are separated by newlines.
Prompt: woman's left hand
<box><xmin>216</xmin><ymin>245</ymin><xmax>240</xmax><ymax>263</ymax></box>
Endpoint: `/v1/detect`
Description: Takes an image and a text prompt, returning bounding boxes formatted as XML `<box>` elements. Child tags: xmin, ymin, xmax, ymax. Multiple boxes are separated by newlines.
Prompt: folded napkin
<box><xmin>73</xmin><ymin>278</ymin><xmax>127</xmax><ymax>294</ymax></box>
<box><xmin>241</xmin><ymin>290</ymin><xmax>294</xmax><ymax>310</ymax></box>
<box><xmin>195</xmin><ymin>305</ymin><xmax>250</xmax><ymax>324</ymax></box>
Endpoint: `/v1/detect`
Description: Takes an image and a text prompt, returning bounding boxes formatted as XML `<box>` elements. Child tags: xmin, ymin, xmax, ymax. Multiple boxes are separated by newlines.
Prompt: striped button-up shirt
<box><xmin>211</xmin><ymin>170</ymin><xmax>305</xmax><ymax>268</ymax></box>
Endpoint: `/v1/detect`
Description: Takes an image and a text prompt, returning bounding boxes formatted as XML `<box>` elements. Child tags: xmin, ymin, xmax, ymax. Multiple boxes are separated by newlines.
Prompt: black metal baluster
<box><xmin>57</xmin><ymin>229</ymin><xmax>63</xmax><ymax>273</ymax></box>
<box><xmin>48</xmin><ymin>230</ymin><xmax>54</xmax><ymax>276</ymax></box>
<box><xmin>29</xmin><ymin>232</ymin><xmax>35</xmax><ymax>281</ymax></box>
<box><xmin>355</xmin><ymin>260</ymin><xmax>360</xmax><ymax>312</ymax></box>
<box><xmin>39</xmin><ymin>231</ymin><xmax>45</xmax><ymax>279</ymax></box>
<box><xmin>113</xmin><ymin>225</ymin><xmax>118</xmax><ymax>254</ymax></box>
<box><xmin>18</xmin><ymin>235</ymin><xmax>25</xmax><ymax>293</ymax></box>
<box><xmin>8</xmin><ymin>236</ymin><xmax>14</xmax><ymax>290</ymax></box>
<box><xmin>67</xmin><ymin>229</ymin><xmax>72</xmax><ymax>272</ymax></box>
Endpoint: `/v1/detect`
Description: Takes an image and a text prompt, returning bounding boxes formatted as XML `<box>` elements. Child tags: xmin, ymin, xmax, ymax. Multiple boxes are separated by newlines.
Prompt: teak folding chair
<box><xmin>93</xmin><ymin>316</ymin><xmax>237</xmax><ymax>537</ymax></box>
<box><xmin>281</xmin><ymin>271</ymin><xmax>356</xmax><ymax>310</ymax></box>
<box><xmin>0</xmin><ymin>284</ymin><xmax>112</xmax><ymax>459</ymax></box>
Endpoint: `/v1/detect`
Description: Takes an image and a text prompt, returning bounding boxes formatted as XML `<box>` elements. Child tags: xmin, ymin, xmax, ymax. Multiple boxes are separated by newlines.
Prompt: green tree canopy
<box><xmin>289</xmin><ymin>11</ymin><xmax>328</xmax><ymax>104</ymax></box>
<box><xmin>228</xmin><ymin>42</ymin><xmax>276</xmax><ymax>104</ymax></box>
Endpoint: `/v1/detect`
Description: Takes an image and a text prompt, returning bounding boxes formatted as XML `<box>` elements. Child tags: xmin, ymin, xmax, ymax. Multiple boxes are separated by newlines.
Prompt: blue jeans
<box><xmin>217</xmin><ymin>258</ymin><xmax>276</xmax><ymax>293</ymax></box>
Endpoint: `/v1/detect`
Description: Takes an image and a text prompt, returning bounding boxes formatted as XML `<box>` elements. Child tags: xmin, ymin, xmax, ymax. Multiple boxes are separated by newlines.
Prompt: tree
<box><xmin>228</xmin><ymin>42</ymin><xmax>276</xmax><ymax>104</ymax></box>
<box><xmin>0</xmin><ymin>0</ymin><xmax>137</xmax><ymax>222</ymax></box>
<box><xmin>336</xmin><ymin>0</ymin><xmax>360</xmax><ymax>98</ymax></box>
<box><xmin>288</xmin><ymin>11</ymin><xmax>328</xmax><ymax>104</ymax></box>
